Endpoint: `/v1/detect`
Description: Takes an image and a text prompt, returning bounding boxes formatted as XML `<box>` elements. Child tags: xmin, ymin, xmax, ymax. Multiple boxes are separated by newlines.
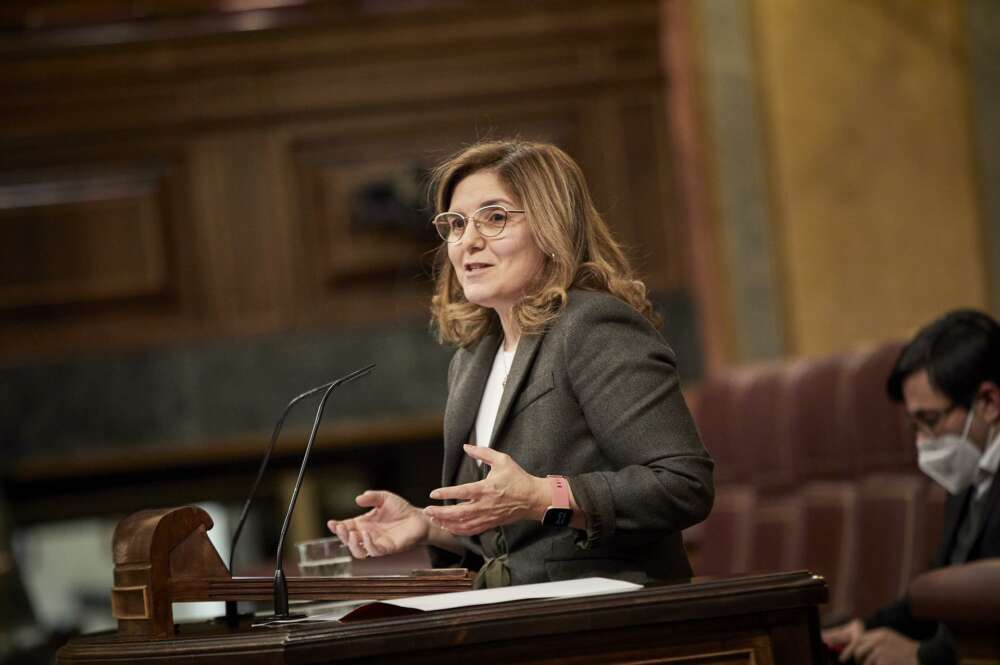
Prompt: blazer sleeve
<box><xmin>560</xmin><ymin>294</ymin><xmax>714</xmax><ymax>548</ymax></box>
<box><xmin>916</xmin><ymin>625</ymin><xmax>957</xmax><ymax>665</ymax></box>
<box><xmin>864</xmin><ymin>595</ymin><xmax>955</xmax><ymax>664</ymax></box>
<box><xmin>864</xmin><ymin>596</ymin><xmax>940</xmax><ymax>640</ymax></box>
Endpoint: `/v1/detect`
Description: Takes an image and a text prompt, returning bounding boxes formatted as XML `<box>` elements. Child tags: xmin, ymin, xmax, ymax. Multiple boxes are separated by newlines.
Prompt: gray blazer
<box><xmin>432</xmin><ymin>289</ymin><xmax>714</xmax><ymax>586</ymax></box>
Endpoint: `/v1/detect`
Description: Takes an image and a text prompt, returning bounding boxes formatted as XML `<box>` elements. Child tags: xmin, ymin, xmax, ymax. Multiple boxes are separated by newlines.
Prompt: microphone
<box><xmin>222</xmin><ymin>363</ymin><xmax>374</xmax><ymax>625</ymax></box>
<box><xmin>272</xmin><ymin>363</ymin><xmax>374</xmax><ymax>618</ymax></box>
<box><xmin>228</xmin><ymin>378</ymin><xmax>355</xmax><ymax>574</ymax></box>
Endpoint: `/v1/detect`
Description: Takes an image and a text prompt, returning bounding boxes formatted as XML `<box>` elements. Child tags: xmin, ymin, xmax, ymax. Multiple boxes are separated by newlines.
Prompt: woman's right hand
<box><xmin>327</xmin><ymin>490</ymin><xmax>430</xmax><ymax>559</ymax></box>
<box><xmin>821</xmin><ymin>618</ymin><xmax>864</xmax><ymax>660</ymax></box>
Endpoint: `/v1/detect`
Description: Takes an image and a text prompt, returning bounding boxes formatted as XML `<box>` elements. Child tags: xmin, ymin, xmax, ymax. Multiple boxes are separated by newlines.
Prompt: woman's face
<box><xmin>446</xmin><ymin>170</ymin><xmax>545</xmax><ymax>314</ymax></box>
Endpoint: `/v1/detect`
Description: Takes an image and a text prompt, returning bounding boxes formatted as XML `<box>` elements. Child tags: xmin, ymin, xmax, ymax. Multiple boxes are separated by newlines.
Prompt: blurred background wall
<box><xmin>684</xmin><ymin>0</ymin><xmax>999</xmax><ymax>365</ymax></box>
<box><xmin>0</xmin><ymin>0</ymin><xmax>997</xmax><ymax>650</ymax></box>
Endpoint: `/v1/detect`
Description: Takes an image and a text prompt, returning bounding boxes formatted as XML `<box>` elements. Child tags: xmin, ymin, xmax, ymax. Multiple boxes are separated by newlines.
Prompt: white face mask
<box><xmin>917</xmin><ymin>408</ymin><xmax>982</xmax><ymax>495</ymax></box>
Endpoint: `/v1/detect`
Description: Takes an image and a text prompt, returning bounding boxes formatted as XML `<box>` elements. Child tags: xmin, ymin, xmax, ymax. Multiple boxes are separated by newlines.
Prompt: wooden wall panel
<box><xmin>0</xmin><ymin>168</ymin><xmax>169</xmax><ymax>309</ymax></box>
<box><xmin>286</xmin><ymin>105</ymin><xmax>583</xmax><ymax>326</ymax></box>
<box><xmin>0</xmin><ymin>0</ymin><xmax>687</xmax><ymax>360</ymax></box>
<box><xmin>620</xmin><ymin>94</ymin><xmax>687</xmax><ymax>292</ymax></box>
<box><xmin>293</xmin><ymin>134</ymin><xmax>443</xmax><ymax>289</ymax></box>
<box><xmin>0</xmin><ymin>152</ymin><xmax>209</xmax><ymax>355</ymax></box>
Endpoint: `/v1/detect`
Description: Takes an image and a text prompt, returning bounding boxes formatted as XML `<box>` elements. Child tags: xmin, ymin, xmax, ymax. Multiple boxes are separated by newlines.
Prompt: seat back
<box><xmin>735</xmin><ymin>365</ymin><xmax>794</xmax><ymax>491</ymax></box>
<box><xmin>695</xmin><ymin>485</ymin><xmax>755</xmax><ymax>577</ymax></box>
<box><xmin>693</xmin><ymin>373</ymin><xmax>745</xmax><ymax>485</ymax></box>
<box><xmin>749</xmin><ymin>493</ymin><xmax>804</xmax><ymax>574</ymax></box>
<box><xmin>781</xmin><ymin>355</ymin><xmax>851</xmax><ymax>480</ymax></box>
<box><xmin>842</xmin><ymin>342</ymin><xmax>911</xmax><ymax>475</ymax></box>
<box><xmin>799</xmin><ymin>481</ymin><xmax>860</xmax><ymax>620</ymax></box>
<box><xmin>854</xmin><ymin>474</ymin><xmax>925</xmax><ymax>617</ymax></box>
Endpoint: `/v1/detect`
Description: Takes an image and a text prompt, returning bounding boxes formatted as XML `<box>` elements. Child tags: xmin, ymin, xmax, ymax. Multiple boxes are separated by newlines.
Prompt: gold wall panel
<box><xmin>754</xmin><ymin>0</ymin><xmax>987</xmax><ymax>355</ymax></box>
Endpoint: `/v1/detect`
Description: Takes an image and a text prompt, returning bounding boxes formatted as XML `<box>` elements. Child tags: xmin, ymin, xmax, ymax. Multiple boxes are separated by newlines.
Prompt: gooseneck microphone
<box><xmin>272</xmin><ymin>363</ymin><xmax>374</xmax><ymax>618</ymax></box>
<box><xmin>228</xmin><ymin>379</ymin><xmax>351</xmax><ymax>575</ymax></box>
<box><xmin>222</xmin><ymin>364</ymin><xmax>374</xmax><ymax>625</ymax></box>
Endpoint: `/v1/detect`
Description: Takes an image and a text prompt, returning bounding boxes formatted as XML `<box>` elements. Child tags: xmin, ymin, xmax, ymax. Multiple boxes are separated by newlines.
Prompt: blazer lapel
<box><xmin>969</xmin><ymin>474</ymin><xmax>1000</xmax><ymax>552</ymax></box>
<box><xmin>488</xmin><ymin>332</ymin><xmax>543</xmax><ymax>450</ymax></box>
<box><xmin>442</xmin><ymin>327</ymin><xmax>501</xmax><ymax>487</ymax></box>
<box><xmin>936</xmin><ymin>489</ymin><xmax>971</xmax><ymax>566</ymax></box>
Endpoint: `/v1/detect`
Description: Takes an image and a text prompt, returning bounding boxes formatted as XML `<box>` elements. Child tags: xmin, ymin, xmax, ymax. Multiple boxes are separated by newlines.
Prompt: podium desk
<box><xmin>58</xmin><ymin>571</ymin><xmax>827</xmax><ymax>665</ymax></box>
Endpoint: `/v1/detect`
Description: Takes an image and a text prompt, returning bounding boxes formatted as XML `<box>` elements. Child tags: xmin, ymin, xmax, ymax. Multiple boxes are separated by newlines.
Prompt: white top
<box><xmin>473</xmin><ymin>342</ymin><xmax>516</xmax><ymax>450</ymax></box>
<box><xmin>976</xmin><ymin>430</ymin><xmax>1000</xmax><ymax>499</ymax></box>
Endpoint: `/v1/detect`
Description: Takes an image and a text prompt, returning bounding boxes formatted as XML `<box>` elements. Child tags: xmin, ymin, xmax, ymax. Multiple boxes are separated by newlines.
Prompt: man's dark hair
<box><xmin>887</xmin><ymin>309</ymin><xmax>1000</xmax><ymax>406</ymax></box>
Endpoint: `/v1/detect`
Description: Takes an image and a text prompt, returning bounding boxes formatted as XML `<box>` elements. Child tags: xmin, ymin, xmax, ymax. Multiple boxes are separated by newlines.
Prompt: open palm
<box><xmin>327</xmin><ymin>490</ymin><xmax>430</xmax><ymax>558</ymax></box>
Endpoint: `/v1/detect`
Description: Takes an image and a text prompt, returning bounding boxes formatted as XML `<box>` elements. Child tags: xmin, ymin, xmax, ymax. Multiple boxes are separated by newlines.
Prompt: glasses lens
<box><xmin>905</xmin><ymin>416</ymin><xmax>928</xmax><ymax>434</ymax></box>
<box><xmin>434</xmin><ymin>213</ymin><xmax>465</xmax><ymax>242</ymax></box>
<box><xmin>473</xmin><ymin>206</ymin><xmax>508</xmax><ymax>237</ymax></box>
<box><xmin>907</xmin><ymin>405</ymin><xmax>953</xmax><ymax>434</ymax></box>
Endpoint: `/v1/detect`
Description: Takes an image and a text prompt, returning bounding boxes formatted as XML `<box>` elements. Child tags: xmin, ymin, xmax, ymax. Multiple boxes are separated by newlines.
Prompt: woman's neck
<box><xmin>497</xmin><ymin>307</ymin><xmax>519</xmax><ymax>351</ymax></box>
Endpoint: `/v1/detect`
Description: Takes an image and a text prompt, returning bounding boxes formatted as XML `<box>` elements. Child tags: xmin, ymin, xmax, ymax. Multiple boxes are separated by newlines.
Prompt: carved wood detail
<box><xmin>0</xmin><ymin>164</ymin><xmax>175</xmax><ymax>310</ymax></box>
<box><xmin>1</xmin><ymin>1</ymin><xmax>688</xmax><ymax>361</ymax></box>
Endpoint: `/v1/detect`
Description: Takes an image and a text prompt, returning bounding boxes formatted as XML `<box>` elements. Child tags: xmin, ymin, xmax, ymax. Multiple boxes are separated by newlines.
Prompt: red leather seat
<box><xmin>781</xmin><ymin>355</ymin><xmax>852</xmax><ymax>479</ymax></box>
<box><xmin>735</xmin><ymin>365</ymin><xmax>793</xmax><ymax>491</ymax></box>
<box><xmin>742</xmin><ymin>363</ymin><xmax>804</xmax><ymax>575</ymax></box>
<box><xmin>696</xmin><ymin>484</ymin><xmax>756</xmax><ymax>577</ymax></box>
<box><xmin>854</xmin><ymin>474</ymin><xmax>925</xmax><ymax>617</ymax></box>
<box><xmin>799</xmin><ymin>481</ymin><xmax>860</xmax><ymax>620</ymax></box>
<box><xmin>749</xmin><ymin>493</ymin><xmax>804</xmax><ymax>574</ymax></box>
<box><xmin>841</xmin><ymin>342</ymin><xmax>911</xmax><ymax>474</ymax></box>
<box><xmin>692</xmin><ymin>373</ymin><xmax>745</xmax><ymax>485</ymax></box>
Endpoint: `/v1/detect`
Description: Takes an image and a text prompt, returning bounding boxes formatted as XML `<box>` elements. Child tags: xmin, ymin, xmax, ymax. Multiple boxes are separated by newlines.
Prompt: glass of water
<box><xmin>296</xmin><ymin>536</ymin><xmax>352</xmax><ymax>577</ymax></box>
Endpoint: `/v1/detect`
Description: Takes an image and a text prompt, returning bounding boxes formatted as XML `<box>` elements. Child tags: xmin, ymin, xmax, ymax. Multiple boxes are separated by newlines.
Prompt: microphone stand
<box><xmin>224</xmin><ymin>380</ymin><xmax>337</xmax><ymax>627</ymax></box>
<box><xmin>223</xmin><ymin>364</ymin><xmax>375</xmax><ymax>626</ymax></box>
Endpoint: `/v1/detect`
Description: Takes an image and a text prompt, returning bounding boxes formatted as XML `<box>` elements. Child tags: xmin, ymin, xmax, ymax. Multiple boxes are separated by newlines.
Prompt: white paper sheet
<box><xmin>254</xmin><ymin>576</ymin><xmax>643</xmax><ymax>624</ymax></box>
<box><xmin>384</xmin><ymin>576</ymin><xmax>641</xmax><ymax>612</ymax></box>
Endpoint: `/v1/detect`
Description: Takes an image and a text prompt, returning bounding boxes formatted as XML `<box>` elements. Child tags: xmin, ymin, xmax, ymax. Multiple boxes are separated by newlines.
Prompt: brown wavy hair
<box><xmin>429</xmin><ymin>139</ymin><xmax>658</xmax><ymax>347</ymax></box>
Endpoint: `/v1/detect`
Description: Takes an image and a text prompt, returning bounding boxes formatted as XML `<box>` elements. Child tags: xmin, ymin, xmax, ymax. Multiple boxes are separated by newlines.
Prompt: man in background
<box><xmin>823</xmin><ymin>310</ymin><xmax>1000</xmax><ymax>665</ymax></box>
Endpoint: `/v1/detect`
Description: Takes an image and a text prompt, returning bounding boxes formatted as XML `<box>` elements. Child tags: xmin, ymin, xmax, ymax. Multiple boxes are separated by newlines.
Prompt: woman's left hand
<box><xmin>424</xmin><ymin>444</ymin><xmax>548</xmax><ymax>536</ymax></box>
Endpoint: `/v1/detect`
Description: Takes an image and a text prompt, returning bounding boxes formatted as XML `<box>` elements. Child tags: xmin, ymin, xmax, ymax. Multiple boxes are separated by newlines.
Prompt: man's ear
<box><xmin>977</xmin><ymin>381</ymin><xmax>1000</xmax><ymax>424</ymax></box>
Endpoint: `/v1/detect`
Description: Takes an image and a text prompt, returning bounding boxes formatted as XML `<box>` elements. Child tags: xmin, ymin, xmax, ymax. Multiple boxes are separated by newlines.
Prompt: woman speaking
<box><xmin>328</xmin><ymin>139</ymin><xmax>714</xmax><ymax>588</ymax></box>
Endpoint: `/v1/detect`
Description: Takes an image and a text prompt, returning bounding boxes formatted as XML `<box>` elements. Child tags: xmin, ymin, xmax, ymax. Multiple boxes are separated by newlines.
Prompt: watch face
<box><xmin>542</xmin><ymin>508</ymin><xmax>573</xmax><ymax>527</ymax></box>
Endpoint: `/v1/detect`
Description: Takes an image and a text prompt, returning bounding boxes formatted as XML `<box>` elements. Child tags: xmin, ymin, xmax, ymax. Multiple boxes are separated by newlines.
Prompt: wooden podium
<box><xmin>106</xmin><ymin>505</ymin><xmax>473</xmax><ymax>639</ymax></box>
<box><xmin>59</xmin><ymin>505</ymin><xmax>829</xmax><ymax>663</ymax></box>
<box><xmin>60</xmin><ymin>570</ymin><xmax>828</xmax><ymax>664</ymax></box>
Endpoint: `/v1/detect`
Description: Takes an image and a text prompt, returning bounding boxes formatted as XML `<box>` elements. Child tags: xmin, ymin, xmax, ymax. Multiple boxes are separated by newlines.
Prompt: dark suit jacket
<box><xmin>865</xmin><ymin>477</ymin><xmax>1000</xmax><ymax>664</ymax></box>
<box><xmin>430</xmin><ymin>289</ymin><xmax>715</xmax><ymax>586</ymax></box>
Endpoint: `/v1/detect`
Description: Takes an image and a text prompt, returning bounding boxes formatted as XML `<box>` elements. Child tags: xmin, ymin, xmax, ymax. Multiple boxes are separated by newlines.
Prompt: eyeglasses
<box><xmin>905</xmin><ymin>403</ymin><xmax>960</xmax><ymax>435</ymax></box>
<box><xmin>432</xmin><ymin>205</ymin><xmax>525</xmax><ymax>243</ymax></box>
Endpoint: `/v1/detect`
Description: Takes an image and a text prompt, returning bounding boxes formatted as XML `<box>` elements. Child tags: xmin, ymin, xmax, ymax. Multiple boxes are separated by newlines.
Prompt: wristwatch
<box><xmin>541</xmin><ymin>475</ymin><xmax>573</xmax><ymax>527</ymax></box>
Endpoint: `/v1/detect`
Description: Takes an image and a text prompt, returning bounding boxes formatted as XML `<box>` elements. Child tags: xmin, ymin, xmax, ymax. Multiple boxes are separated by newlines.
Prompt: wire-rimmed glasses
<box><xmin>905</xmin><ymin>402</ymin><xmax>961</xmax><ymax>436</ymax></box>
<box><xmin>432</xmin><ymin>204</ymin><xmax>525</xmax><ymax>243</ymax></box>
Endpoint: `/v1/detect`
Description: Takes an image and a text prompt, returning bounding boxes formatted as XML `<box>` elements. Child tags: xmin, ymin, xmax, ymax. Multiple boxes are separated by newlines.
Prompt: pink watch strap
<box><xmin>547</xmin><ymin>475</ymin><xmax>570</xmax><ymax>509</ymax></box>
